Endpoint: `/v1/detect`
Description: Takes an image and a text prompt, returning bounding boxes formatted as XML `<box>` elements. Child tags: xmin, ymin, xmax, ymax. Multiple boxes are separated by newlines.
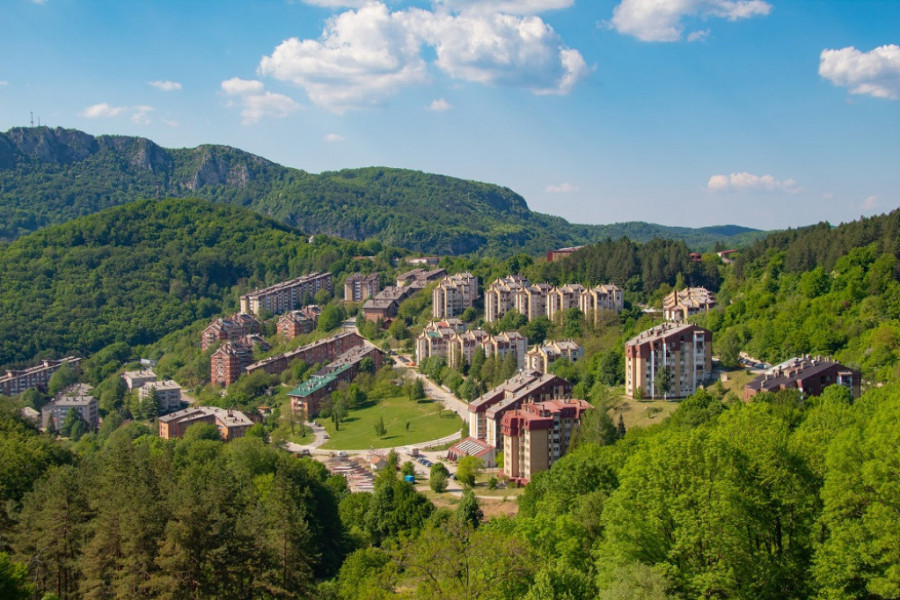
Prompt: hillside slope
<box><xmin>0</xmin><ymin>197</ymin><xmax>381</xmax><ymax>369</ymax></box>
<box><xmin>0</xmin><ymin>126</ymin><xmax>762</xmax><ymax>254</ymax></box>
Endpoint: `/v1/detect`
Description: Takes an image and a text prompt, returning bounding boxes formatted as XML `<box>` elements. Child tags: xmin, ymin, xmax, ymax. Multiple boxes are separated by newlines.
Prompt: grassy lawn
<box><xmin>320</xmin><ymin>396</ymin><xmax>463</xmax><ymax>450</ymax></box>
<box><xmin>718</xmin><ymin>369</ymin><xmax>757</xmax><ymax>395</ymax></box>
<box><xmin>609</xmin><ymin>396</ymin><xmax>679</xmax><ymax>429</ymax></box>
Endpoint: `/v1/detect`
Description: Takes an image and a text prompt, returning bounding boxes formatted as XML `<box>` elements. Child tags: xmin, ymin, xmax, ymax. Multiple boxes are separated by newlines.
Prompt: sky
<box><xmin>0</xmin><ymin>0</ymin><xmax>898</xmax><ymax>231</ymax></box>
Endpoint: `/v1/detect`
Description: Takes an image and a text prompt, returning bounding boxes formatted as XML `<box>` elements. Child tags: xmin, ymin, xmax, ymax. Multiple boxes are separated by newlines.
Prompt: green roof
<box><xmin>287</xmin><ymin>362</ymin><xmax>355</xmax><ymax>398</ymax></box>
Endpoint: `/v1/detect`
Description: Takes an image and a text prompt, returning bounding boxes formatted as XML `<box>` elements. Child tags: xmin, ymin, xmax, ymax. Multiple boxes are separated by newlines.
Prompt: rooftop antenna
<box><xmin>30</xmin><ymin>112</ymin><xmax>34</xmax><ymax>126</ymax></box>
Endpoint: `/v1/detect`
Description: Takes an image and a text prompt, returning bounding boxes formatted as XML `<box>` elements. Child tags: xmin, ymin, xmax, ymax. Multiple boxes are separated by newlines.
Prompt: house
<box><xmin>432</xmin><ymin>272</ymin><xmax>479</xmax><ymax>319</ymax></box>
<box><xmin>744</xmin><ymin>356</ymin><xmax>860</xmax><ymax>401</ymax></box>
<box><xmin>501</xmin><ymin>398</ymin><xmax>592</xmax><ymax>483</ymax></box>
<box><xmin>343</xmin><ymin>273</ymin><xmax>381</xmax><ymax>303</ymax></box>
<box><xmin>0</xmin><ymin>357</ymin><xmax>81</xmax><ymax>396</ymax></box>
<box><xmin>625</xmin><ymin>322</ymin><xmax>712</xmax><ymax>400</ymax></box>
<box><xmin>138</xmin><ymin>380</ymin><xmax>183</xmax><ymax>413</ymax></box>
<box><xmin>524</xmin><ymin>340</ymin><xmax>584</xmax><ymax>374</ymax></box>
<box><xmin>239</xmin><ymin>272</ymin><xmax>333</xmax><ymax>316</ymax></box>
<box><xmin>468</xmin><ymin>371</ymin><xmax>572</xmax><ymax>449</ymax></box>
<box><xmin>200</xmin><ymin>312</ymin><xmax>261</xmax><ymax>351</ymax></box>
<box><xmin>41</xmin><ymin>384</ymin><xmax>99</xmax><ymax>431</ymax></box>
<box><xmin>663</xmin><ymin>287</ymin><xmax>716</xmax><ymax>321</ymax></box>
<box><xmin>158</xmin><ymin>406</ymin><xmax>254</xmax><ymax>440</ymax></box>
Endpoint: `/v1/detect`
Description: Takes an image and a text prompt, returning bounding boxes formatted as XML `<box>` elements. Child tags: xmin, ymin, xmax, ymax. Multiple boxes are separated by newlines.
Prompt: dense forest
<box><xmin>3</xmin><ymin>379</ymin><xmax>900</xmax><ymax>599</ymax></box>
<box><xmin>0</xmin><ymin>197</ymin><xmax>393</xmax><ymax>369</ymax></box>
<box><xmin>0</xmin><ymin>127</ymin><xmax>764</xmax><ymax>255</ymax></box>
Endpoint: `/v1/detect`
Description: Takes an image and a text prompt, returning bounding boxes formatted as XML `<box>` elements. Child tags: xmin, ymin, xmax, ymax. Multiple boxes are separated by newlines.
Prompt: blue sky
<box><xmin>1</xmin><ymin>0</ymin><xmax>898</xmax><ymax>231</ymax></box>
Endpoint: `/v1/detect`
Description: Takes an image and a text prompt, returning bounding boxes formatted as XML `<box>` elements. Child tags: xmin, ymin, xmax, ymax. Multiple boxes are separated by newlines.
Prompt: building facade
<box><xmin>501</xmin><ymin>398</ymin><xmax>592</xmax><ymax>482</ymax></box>
<box><xmin>201</xmin><ymin>313</ymin><xmax>261</xmax><ymax>352</ymax></box>
<box><xmin>744</xmin><ymin>356</ymin><xmax>861</xmax><ymax>401</ymax></box>
<box><xmin>277</xmin><ymin>311</ymin><xmax>317</xmax><ymax>339</ymax></box>
<box><xmin>484</xmin><ymin>276</ymin><xmax>528</xmax><ymax>322</ymax></box>
<box><xmin>524</xmin><ymin>340</ymin><xmax>584</xmax><ymax>374</ymax></box>
<box><xmin>0</xmin><ymin>357</ymin><xmax>81</xmax><ymax>396</ymax></box>
<box><xmin>41</xmin><ymin>384</ymin><xmax>99</xmax><ymax>431</ymax></box>
<box><xmin>138</xmin><ymin>380</ymin><xmax>183</xmax><ymax>413</ymax></box>
<box><xmin>468</xmin><ymin>371</ymin><xmax>572</xmax><ymax>449</ymax></box>
<box><xmin>579</xmin><ymin>284</ymin><xmax>624</xmax><ymax>321</ymax></box>
<box><xmin>625</xmin><ymin>323</ymin><xmax>712</xmax><ymax>400</ymax></box>
<box><xmin>663</xmin><ymin>287</ymin><xmax>716</xmax><ymax>321</ymax></box>
<box><xmin>288</xmin><ymin>343</ymin><xmax>384</xmax><ymax>420</ymax></box>
<box><xmin>432</xmin><ymin>272</ymin><xmax>479</xmax><ymax>319</ymax></box>
<box><xmin>415</xmin><ymin>326</ymin><xmax>527</xmax><ymax>370</ymax></box>
<box><xmin>245</xmin><ymin>331</ymin><xmax>365</xmax><ymax>379</ymax></box>
<box><xmin>210</xmin><ymin>341</ymin><xmax>255</xmax><ymax>387</ymax></box>
<box><xmin>343</xmin><ymin>273</ymin><xmax>381</xmax><ymax>303</ymax></box>
<box><xmin>239</xmin><ymin>272</ymin><xmax>333</xmax><ymax>316</ymax></box>
<box><xmin>158</xmin><ymin>406</ymin><xmax>254</xmax><ymax>440</ymax></box>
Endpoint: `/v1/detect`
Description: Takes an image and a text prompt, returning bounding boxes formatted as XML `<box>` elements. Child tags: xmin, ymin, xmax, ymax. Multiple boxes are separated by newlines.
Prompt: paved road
<box><xmin>396</xmin><ymin>354</ymin><xmax>470</xmax><ymax>423</ymax></box>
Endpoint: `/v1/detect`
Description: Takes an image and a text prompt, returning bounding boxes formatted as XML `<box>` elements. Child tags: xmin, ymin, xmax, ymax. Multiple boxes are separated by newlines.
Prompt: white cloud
<box><xmin>687</xmin><ymin>28</ymin><xmax>710</xmax><ymax>42</ymax></box>
<box><xmin>861</xmin><ymin>195</ymin><xmax>879</xmax><ymax>211</ymax></box>
<box><xmin>149</xmin><ymin>80</ymin><xmax>182</xmax><ymax>92</ymax></box>
<box><xmin>436</xmin><ymin>0</ymin><xmax>574</xmax><ymax>14</ymax></box>
<box><xmin>259</xmin><ymin>4</ymin><xmax>429</xmax><ymax>113</ymax></box>
<box><xmin>131</xmin><ymin>105</ymin><xmax>154</xmax><ymax>124</ymax></box>
<box><xmin>707</xmin><ymin>172</ymin><xmax>800</xmax><ymax>194</ymax></box>
<box><xmin>221</xmin><ymin>77</ymin><xmax>265</xmax><ymax>95</ymax></box>
<box><xmin>240</xmin><ymin>92</ymin><xmax>302</xmax><ymax>125</ymax></box>
<box><xmin>546</xmin><ymin>182</ymin><xmax>580</xmax><ymax>193</ymax></box>
<box><xmin>161</xmin><ymin>118</ymin><xmax>180</xmax><ymax>128</ymax></box>
<box><xmin>819</xmin><ymin>45</ymin><xmax>900</xmax><ymax>100</ymax></box>
<box><xmin>300</xmin><ymin>0</ymin><xmax>371</xmax><ymax>6</ymax></box>
<box><xmin>427</xmin><ymin>98</ymin><xmax>453</xmax><ymax>111</ymax></box>
<box><xmin>80</xmin><ymin>103</ymin><xmax>129</xmax><ymax>118</ymax></box>
<box><xmin>610</xmin><ymin>0</ymin><xmax>771</xmax><ymax>42</ymax></box>
<box><xmin>257</xmin><ymin>2</ymin><xmax>589</xmax><ymax>112</ymax></box>
<box><xmin>419</xmin><ymin>11</ymin><xmax>591</xmax><ymax>95</ymax></box>
<box><xmin>323</xmin><ymin>133</ymin><xmax>346</xmax><ymax>142</ymax></box>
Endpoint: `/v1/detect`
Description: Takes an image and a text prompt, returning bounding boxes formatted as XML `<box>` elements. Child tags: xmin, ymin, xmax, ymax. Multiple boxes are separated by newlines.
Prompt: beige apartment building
<box><xmin>432</xmin><ymin>272</ymin><xmax>479</xmax><ymax>319</ymax></box>
<box><xmin>663</xmin><ymin>287</ymin><xmax>716</xmax><ymax>321</ymax></box>
<box><xmin>239</xmin><ymin>272</ymin><xmax>333</xmax><ymax>316</ymax></box>
<box><xmin>625</xmin><ymin>322</ymin><xmax>712</xmax><ymax>400</ymax></box>
<box><xmin>524</xmin><ymin>340</ymin><xmax>584</xmax><ymax>373</ymax></box>
<box><xmin>415</xmin><ymin>325</ymin><xmax>526</xmax><ymax>370</ymax></box>
<box><xmin>580</xmin><ymin>284</ymin><xmax>624</xmax><ymax>321</ymax></box>
<box><xmin>343</xmin><ymin>272</ymin><xmax>380</xmax><ymax>303</ymax></box>
<box><xmin>484</xmin><ymin>275</ymin><xmax>528</xmax><ymax>322</ymax></box>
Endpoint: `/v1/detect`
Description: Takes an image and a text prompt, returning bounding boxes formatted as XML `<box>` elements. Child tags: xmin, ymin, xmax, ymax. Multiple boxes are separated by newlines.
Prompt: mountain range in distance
<box><xmin>0</xmin><ymin>126</ymin><xmax>765</xmax><ymax>256</ymax></box>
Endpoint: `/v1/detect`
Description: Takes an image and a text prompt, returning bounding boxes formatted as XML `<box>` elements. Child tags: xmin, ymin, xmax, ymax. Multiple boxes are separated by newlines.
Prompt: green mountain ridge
<box><xmin>0</xmin><ymin>126</ymin><xmax>764</xmax><ymax>255</ymax></box>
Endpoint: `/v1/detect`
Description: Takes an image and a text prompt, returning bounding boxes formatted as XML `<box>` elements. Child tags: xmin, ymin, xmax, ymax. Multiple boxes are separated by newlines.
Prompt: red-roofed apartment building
<box><xmin>501</xmin><ymin>398</ymin><xmax>592</xmax><ymax>483</ymax></box>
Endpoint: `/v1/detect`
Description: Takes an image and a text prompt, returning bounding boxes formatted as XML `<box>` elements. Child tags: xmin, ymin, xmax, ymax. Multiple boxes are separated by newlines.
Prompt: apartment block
<box><xmin>525</xmin><ymin>340</ymin><xmax>584</xmax><ymax>374</ymax></box>
<box><xmin>515</xmin><ymin>283</ymin><xmax>553</xmax><ymax>321</ymax></box>
<box><xmin>484</xmin><ymin>276</ymin><xmax>528</xmax><ymax>322</ymax></box>
<box><xmin>744</xmin><ymin>356</ymin><xmax>860</xmax><ymax>401</ymax></box>
<box><xmin>547</xmin><ymin>283</ymin><xmax>585</xmax><ymax>321</ymax></box>
<box><xmin>201</xmin><ymin>312</ymin><xmax>261</xmax><ymax>352</ymax></box>
<box><xmin>122</xmin><ymin>369</ymin><xmax>157</xmax><ymax>391</ymax></box>
<box><xmin>41</xmin><ymin>384</ymin><xmax>99</xmax><ymax>431</ymax></box>
<box><xmin>344</xmin><ymin>273</ymin><xmax>381</xmax><ymax>303</ymax></box>
<box><xmin>432</xmin><ymin>272</ymin><xmax>479</xmax><ymax>319</ymax></box>
<box><xmin>288</xmin><ymin>343</ymin><xmax>384</xmax><ymax>420</ymax></box>
<box><xmin>0</xmin><ymin>357</ymin><xmax>81</xmax><ymax>396</ymax></box>
<box><xmin>625</xmin><ymin>323</ymin><xmax>712</xmax><ymax>400</ymax></box>
<box><xmin>362</xmin><ymin>286</ymin><xmax>416</xmax><ymax>322</ymax></box>
<box><xmin>501</xmin><ymin>398</ymin><xmax>592</xmax><ymax>483</ymax></box>
<box><xmin>663</xmin><ymin>287</ymin><xmax>716</xmax><ymax>321</ymax></box>
<box><xmin>210</xmin><ymin>341</ymin><xmax>255</xmax><ymax>387</ymax></box>
<box><xmin>158</xmin><ymin>406</ymin><xmax>253</xmax><ymax>440</ymax></box>
<box><xmin>415</xmin><ymin>326</ymin><xmax>527</xmax><ymax>370</ymax></box>
<box><xmin>546</xmin><ymin>246</ymin><xmax>585</xmax><ymax>262</ymax></box>
<box><xmin>138</xmin><ymin>380</ymin><xmax>183</xmax><ymax>413</ymax></box>
<box><xmin>277</xmin><ymin>310</ymin><xmax>317</xmax><ymax>339</ymax></box>
<box><xmin>468</xmin><ymin>371</ymin><xmax>572</xmax><ymax>449</ymax></box>
<box><xmin>239</xmin><ymin>272</ymin><xmax>333</xmax><ymax>316</ymax></box>
<box><xmin>245</xmin><ymin>331</ymin><xmax>365</xmax><ymax>379</ymax></box>
<box><xmin>396</xmin><ymin>268</ymin><xmax>446</xmax><ymax>288</ymax></box>
<box><xmin>580</xmin><ymin>284</ymin><xmax>624</xmax><ymax>321</ymax></box>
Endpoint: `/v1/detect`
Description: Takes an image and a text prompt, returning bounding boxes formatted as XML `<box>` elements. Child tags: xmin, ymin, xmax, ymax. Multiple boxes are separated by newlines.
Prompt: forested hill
<box><xmin>0</xmin><ymin>126</ymin><xmax>762</xmax><ymax>255</ymax></box>
<box><xmin>0</xmin><ymin>197</ymin><xmax>389</xmax><ymax>369</ymax></box>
